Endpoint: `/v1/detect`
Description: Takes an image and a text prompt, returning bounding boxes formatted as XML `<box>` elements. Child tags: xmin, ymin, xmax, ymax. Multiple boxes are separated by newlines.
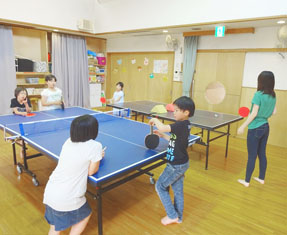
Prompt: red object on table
<box><xmin>26</xmin><ymin>113</ymin><xmax>36</xmax><ymax>117</ymax></box>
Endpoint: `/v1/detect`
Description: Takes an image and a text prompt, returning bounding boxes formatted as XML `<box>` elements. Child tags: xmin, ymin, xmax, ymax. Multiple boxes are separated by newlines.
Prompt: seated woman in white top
<box><xmin>41</xmin><ymin>75</ymin><xmax>63</xmax><ymax>110</ymax></box>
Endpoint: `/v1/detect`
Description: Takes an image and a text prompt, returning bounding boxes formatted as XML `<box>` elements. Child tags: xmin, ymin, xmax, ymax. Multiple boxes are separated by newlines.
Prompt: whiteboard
<box><xmin>242</xmin><ymin>52</ymin><xmax>287</xmax><ymax>90</ymax></box>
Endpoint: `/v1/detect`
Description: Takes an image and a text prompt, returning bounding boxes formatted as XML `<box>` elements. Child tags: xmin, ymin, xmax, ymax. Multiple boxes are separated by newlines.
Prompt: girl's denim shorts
<box><xmin>44</xmin><ymin>200</ymin><xmax>92</xmax><ymax>231</ymax></box>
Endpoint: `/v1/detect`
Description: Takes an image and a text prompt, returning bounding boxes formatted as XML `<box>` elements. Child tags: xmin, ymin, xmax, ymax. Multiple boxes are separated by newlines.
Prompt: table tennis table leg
<box><xmin>12</xmin><ymin>142</ymin><xmax>17</xmax><ymax>165</ymax></box>
<box><xmin>97</xmin><ymin>190</ymin><xmax>103</xmax><ymax>235</ymax></box>
<box><xmin>205</xmin><ymin>130</ymin><xmax>210</xmax><ymax>170</ymax></box>
<box><xmin>22</xmin><ymin>141</ymin><xmax>29</xmax><ymax>169</ymax></box>
<box><xmin>15</xmin><ymin>141</ymin><xmax>40</xmax><ymax>186</ymax></box>
<box><xmin>225</xmin><ymin>124</ymin><xmax>230</xmax><ymax>158</ymax></box>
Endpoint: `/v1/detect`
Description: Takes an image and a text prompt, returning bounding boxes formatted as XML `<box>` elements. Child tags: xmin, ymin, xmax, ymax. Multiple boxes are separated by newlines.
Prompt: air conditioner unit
<box><xmin>77</xmin><ymin>19</ymin><xmax>94</xmax><ymax>33</ymax></box>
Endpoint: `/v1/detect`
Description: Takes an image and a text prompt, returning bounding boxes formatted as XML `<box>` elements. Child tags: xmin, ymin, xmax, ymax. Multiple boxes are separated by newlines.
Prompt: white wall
<box><xmin>198</xmin><ymin>27</ymin><xmax>282</xmax><ymax>49</ymax></box>
<box><xmin>94</xmin><ymin>0</ymin><xmax>287</xmax><ymax>33</ymax></box>
<box><xmin>107</xmin><ymin>26</ymin><xmax>282</xmax><ymax>52</ymax></box>
<box><xmin>0</xmin><ymin>0</ymin><xmax>96</xmax><ymax>31</ymax></box>
<box><xmin>0</xmin><ymin>0</ymin><xmax>286</xmax><ymax>33</ymax></box>
<box><xmin>107</xmin><ymin>34</ymin><xmax>183</xmax><ymax>52</ymax></box>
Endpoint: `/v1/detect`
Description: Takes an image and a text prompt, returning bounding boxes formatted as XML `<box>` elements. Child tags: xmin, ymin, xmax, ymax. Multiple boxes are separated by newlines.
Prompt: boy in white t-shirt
<box><xmin>41</xmin><ymin>75</ymin><xmax>63</xmax><ymax>110</ymax></box>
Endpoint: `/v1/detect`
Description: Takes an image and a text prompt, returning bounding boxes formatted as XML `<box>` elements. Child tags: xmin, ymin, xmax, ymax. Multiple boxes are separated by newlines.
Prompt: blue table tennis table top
<box><xmin>0</xmin><ymin>107</ymin><xmax>200</xmax><ymax>185</ymax></box>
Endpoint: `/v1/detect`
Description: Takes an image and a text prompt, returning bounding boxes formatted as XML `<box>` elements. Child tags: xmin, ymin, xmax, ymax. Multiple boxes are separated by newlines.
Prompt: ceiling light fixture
<box><xmin>163</xmin><ymin>30</ymin><xmax>168</xmax><ymax>33</ymax></box>
<box><xmin>277</xmin><ymin>20</ymin><xmax>286</xmax><ymax>24</ymax></box>
<box><xmin>53</xmin><ymin>29</ymin><xmax>59</xmax><ymax>32</ymax></box>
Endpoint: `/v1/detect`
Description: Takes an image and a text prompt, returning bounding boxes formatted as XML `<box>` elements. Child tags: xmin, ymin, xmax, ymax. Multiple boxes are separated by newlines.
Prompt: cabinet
<box><xmin>88</xmin><ymin>59</ymin><xmax>106</xmax><ymax>108</ymax></box>
<box><xmin>89</xmin><ymin>83</ymin><xmax>102</xmax><ymax>107</ymax></box>
<box><xmin>86</xmin><ymin>37</ymin><xmax>107</xmax><ymax>108</ymax></box>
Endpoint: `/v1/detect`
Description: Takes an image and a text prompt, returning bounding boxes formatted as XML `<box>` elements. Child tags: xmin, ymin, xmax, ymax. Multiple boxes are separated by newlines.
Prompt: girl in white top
<box><xmin>43</xmin><ymin>115</ymin><xmax>105</xmax><ymax>234</ymax></box>
<box><xmin>110</xmin><ymin>81</ymin><xmax>124</xmax><ymax>104</ymax></box>
<box><xmin>41</xmin><ymin>75</ymin><xmax>63</xmax><ymax>110</ymax></box>
<box><xmin>109</xmin><ymin>82</ymin><xmax>124</xmax><ymax>114</ymax></box>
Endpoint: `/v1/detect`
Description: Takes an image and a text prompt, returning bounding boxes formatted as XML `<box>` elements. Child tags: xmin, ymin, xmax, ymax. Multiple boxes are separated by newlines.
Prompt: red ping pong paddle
<box><xmin>238</xmin><ymin>107</ymin><xmax>250</xmax><ymax>117</ymax></box>
<box><xmin>100</xmin><ymin>97</ymin><xmax>106</xmax><ymax>103</ymax></box>
<box><xmin>145</xmin><ymin>125</ymin><xmax>159</xmax><ymax>149</ymax></box>
<box><xmin>166</xmin><ymin>103</ymin><xmax>174</xmax><ymax>112</ymax></box>
<box><xmin>26</xmin><ymin>113</ymin><xmax>36</xmax><ymax>117</ymax></box>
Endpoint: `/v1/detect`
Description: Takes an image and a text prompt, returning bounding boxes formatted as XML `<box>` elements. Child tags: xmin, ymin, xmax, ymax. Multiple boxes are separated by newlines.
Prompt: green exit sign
<box><xmin>215</xmin><ymin>26</ymin><xmax>225</xmax><ymax>37</ymax></box>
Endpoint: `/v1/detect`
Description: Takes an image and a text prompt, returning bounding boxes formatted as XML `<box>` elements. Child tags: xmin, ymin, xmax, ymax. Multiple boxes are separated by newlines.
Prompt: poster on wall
<box><xmin>153</xmin><ymin>60</ymin><xmax>168</xmax><ymax>74</ymax></box>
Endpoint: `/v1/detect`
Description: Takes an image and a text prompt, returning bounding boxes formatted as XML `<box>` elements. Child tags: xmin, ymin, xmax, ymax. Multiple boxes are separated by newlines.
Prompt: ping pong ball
<box><xmin>214</xmin><ymin>114</ymin><xmax>218</xmax><ymax>117</ymax></box>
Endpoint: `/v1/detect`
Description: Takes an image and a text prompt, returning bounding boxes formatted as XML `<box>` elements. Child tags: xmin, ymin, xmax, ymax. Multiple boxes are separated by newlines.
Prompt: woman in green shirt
<box><xmin>237</xmin><ymin>71</ymin><xmax>276</xmax><ymax>187</ymax></box>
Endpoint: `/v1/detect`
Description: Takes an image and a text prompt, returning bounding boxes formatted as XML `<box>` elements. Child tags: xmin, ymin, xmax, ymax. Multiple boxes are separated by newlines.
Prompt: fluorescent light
<box><xmin>277</xmin><ymin>20</ymin><xmax>286</xmax><ymax>24</ymax></box>
<box><xmin>53</xmin><ymin>29</ymin><xmax>59</xmax><ymax>32</ymax></box>
<box><xmin>163</xmin><ymin>30</ymin><xmax>168</xmax><ymax>33</ymax></box>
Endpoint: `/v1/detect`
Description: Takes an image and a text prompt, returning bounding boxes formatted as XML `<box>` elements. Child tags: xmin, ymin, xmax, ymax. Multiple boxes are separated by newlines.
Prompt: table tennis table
<box><xmin>108</xmin><ymin>100</ymin><xmax>243</xmax><ymax>170</ymax></box>
<box><xmin>0</xmin><ymin>107</ymin><xmax>200</xmax><ymax>235</ymax></box>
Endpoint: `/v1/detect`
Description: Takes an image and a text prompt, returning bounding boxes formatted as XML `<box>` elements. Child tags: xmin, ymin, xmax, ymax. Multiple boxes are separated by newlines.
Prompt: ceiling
<box><xmin>94</xmin><ymin>17</ymin><xmax>287</xmax><ymax>39</ymax></box>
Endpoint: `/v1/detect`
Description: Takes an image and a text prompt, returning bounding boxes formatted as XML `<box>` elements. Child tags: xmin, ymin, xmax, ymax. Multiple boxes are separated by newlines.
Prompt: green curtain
<box><xmin>182</xmin><ymin>36</ymin><xmax>198</xmax><ymax>97</ymax></box>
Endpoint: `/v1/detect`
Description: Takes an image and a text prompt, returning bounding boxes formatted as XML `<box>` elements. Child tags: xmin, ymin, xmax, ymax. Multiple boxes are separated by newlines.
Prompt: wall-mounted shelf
<box><xmin>89</xmin><ymin>82</ymin><xmax>104</xmax><ymax>84</ymax></box>
<box><xmin>17</xmin><ymin>84</ymin><xmax>47</xmax><ymax>88</ymax></box>
<box><xmin>28</xmin><ymin>95</ymin><xmax>41</xmax><ymax>99</ymax></box>
<box><xmin>16</xmin><ymin>72</ymin><xmax>50</xmax><ymax>76</ymax></box>
<box><xmin>89</xmin><ymin>72</ymin><xmax>105</xmax><ymax>75</ymax></box>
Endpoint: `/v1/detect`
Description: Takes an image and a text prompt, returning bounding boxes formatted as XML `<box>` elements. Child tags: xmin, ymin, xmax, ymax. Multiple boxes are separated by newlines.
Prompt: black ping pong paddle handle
<box><xmin>61</xmin><ymin>101</ymin><xmax>64</xmax><ymax>110</ymax></box>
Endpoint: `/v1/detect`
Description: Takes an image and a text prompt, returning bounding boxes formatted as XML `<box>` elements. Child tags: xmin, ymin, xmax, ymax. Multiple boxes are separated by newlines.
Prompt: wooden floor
<box><xmin>0</xmin><ymin>120</ymin><xmax>286</xmax><ymax>235</ymax></box>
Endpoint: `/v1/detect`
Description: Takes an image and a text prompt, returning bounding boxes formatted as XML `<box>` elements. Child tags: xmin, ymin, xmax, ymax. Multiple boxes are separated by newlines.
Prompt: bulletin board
<box><xmin>242</xmin><ymin>52</ymin><xmax>287</xmax><ymax>90</ymax></box>
<box><xmin>106</xmin><ymin>52</ymin><xmax>174</xmax><ymax>103</ymax></box>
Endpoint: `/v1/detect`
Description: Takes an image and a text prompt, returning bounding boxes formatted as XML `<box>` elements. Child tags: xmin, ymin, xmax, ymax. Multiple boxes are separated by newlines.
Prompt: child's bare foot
<box><xmin>161</xmin><ymin>216</ymin><xmax>179</xmax><ymax>225</ymax></box>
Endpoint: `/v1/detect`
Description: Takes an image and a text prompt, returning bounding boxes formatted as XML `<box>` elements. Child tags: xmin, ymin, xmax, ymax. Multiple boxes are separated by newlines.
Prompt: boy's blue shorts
<box><xmin>44</xmin><ymin>201</ymin><xmax>91</xmax><ymax>231</ymax></box>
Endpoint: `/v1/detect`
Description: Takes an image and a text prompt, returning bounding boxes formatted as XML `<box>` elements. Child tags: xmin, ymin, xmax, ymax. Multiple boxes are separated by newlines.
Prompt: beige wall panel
<box><xmin>172</xmin><ymin>82</ymin><xmax>183</xmax><ymax>101</ymax></box>
<box><xmin>193</xmin><ymin>53</ymin><xmax>217</xmax><ymax>92</ymax></box>
<box><xmin>86</xmin><ymin>37</ymin><xmax>106</xmax><ymax>53</ymax></box>
<box><xmin>269</xmin><ymin>90</ymin><xmax>287</xmax><ymax>147</ymax></box>
<box><xmin>193</xmin><ymin>90</ymin><xmax>214</xmax><ymax>111</ymax></box>
<box><xmin>192</xmin><ymin>52</ymin><xmax>245</xmax><ymax>136</ymax></box>
<box><xmin>216</xmin><ymin>53</ymin><xmax>245</xmax><ymax>95</ymax></box>
<box><xmin>108</xmin><ymin>52</ymin><xmax>174</xmax><ymax>103</ymax></box>
<box><xmin>194</xmin><ymin>52</ymin><xmax>245</xmax><ymax>98</ymax></box>
<box><xmin>13</xmin><ymin>27</ymin><xmax>47</xmax><ymax>62</ymax></box>
<box><xmin>194</xmin><ymin>91</ymin><xmax>240</xmax><ymax>114</ymax></box>
<box><xmin>238</xmin><ymin>87</ymin><xmax>286</xmax><ymax>147</ymax></box>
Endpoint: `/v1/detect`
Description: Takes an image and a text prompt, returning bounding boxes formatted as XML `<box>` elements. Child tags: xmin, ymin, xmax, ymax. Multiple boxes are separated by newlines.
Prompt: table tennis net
<box><xmin>16</xmin><ymin>110</ymin><xmax>130</xmax><ymax>137</ymax></box>
<box><xmin>18</xmin><ymin>117</ymin><xmax>73</xmax><ymax>136</ymax></box>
